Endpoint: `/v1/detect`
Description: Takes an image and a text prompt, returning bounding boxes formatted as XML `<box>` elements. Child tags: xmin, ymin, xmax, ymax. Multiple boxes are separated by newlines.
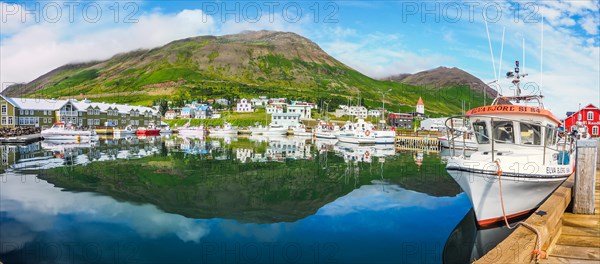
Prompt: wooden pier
<box><xmin>395</xmin><ymin>135</ymin><xmax>440</xmax><ymax>151</ymax></box>
<box><xmin>476</xmin><ymin>140</ymin><xmax>599</xmax><ymax>264</ymax></box>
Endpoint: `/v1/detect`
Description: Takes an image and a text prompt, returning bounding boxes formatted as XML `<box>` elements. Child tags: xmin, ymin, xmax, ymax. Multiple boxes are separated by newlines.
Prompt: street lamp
<box><xmin>379</xmin><ymin>89</ymin><xmax>392</xmax><ymax>128</ymax></box>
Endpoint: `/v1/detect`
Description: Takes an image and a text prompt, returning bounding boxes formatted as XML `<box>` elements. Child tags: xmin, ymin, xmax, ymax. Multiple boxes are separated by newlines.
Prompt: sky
<box><xmin>0</xmin><ymin>0</ymin><xmax>598</xmax><ymax>116</ymax></box>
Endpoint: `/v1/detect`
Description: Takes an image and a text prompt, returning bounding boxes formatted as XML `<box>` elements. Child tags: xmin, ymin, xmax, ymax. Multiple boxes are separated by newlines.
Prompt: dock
<box><xmin>0</xmin><ymin>133</ymin><xmax>43</xmax><ymax>144</ymax></box>
<box><xmin>395</xmin><ymin>135</ymin><xmax>440</xmax><ymax>151</ymax></box>
<box><xmin>543</xmin><ymin>169</ymin><xmax>599</xmax><ymax>263</ymax></box>
<box><xmin>476</xmin><ymin>140</ymin><xmax>600</xmax><ymax>264</ymax></box>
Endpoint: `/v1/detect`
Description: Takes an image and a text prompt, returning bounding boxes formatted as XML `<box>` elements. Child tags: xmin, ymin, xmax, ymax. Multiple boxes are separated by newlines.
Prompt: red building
<box><xmin>563</xmin><ymin>104</ymin><xmax>600</xmax><ymax>137</ymax></box>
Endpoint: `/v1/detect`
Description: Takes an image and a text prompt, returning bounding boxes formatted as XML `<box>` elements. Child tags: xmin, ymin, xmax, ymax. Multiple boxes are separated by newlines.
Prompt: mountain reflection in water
<box><xmin>1</xmin><ymin>135</ymin><xmax>482</xmax><ymax>263</ymax></box>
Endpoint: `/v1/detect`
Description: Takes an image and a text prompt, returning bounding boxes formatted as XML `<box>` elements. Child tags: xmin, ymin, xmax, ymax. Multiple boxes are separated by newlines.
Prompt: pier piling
<box><xmin>574</xmin><ymin>140</ymin><xmax>598</xmax><ymax>214</ymax></box>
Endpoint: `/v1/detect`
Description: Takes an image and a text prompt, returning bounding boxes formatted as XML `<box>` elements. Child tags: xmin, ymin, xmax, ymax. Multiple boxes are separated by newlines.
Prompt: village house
<box><xmin>268</xmin><ymin>98</ymin><xmax>287</xmax><ymax>107</ymax></box>
<box><xmin>270</xmin><ymin>113</ymin><xmax>301</xmax><ymax>128</ymax></box>
<box><xmin>215</xmin><ymin>98</ymin><xmax>230</xmax><ymax>106</ymax></box>
<box><xmin>368</xmin><ymin>109</ymin><xmax>382</xmax><ymax>117</ymax></box>
<box><xmin>236</xmin><ymin>98</ymin><xmax>254</xmax><ymax>112</ymax></box>
<box><xmin>194</xmin><ymin>105</ymin><xmax>213</xmax><ymax>119</ymax></box>
<box><xmin>0</xmin><ymin>95</ymin><xmax>160</xmax><ymax>128</ymax></box>
<box><xmin>388</xmin><ymin>113</ymin><xmax>413</xmax><ymax>129</ymax></box>
<box><xmin>287</xmin><ymin>104</ymin><xmax>312</xmax><ymax>119</ymax></box>
<box><xmin>180</xmin><ymin>107</ymin><xmax>195</xmax><ymax>119</ymax></box>
<box><xmin>563</xmin><ymin>104</ymin><xmax>600</xmax><ymax>137</ymax></box>
<box><xmin>250</xmin><ymin>96</ymin><xmax>269</xmax><ymax>108</ymax></box>
<box><xmin>164</xmin><ymin>110</ymin><xmax>178</xmax><ymax>120</ymax></box>
<box><xmin>266</xmin><ymin>104</ymin><xmax>284</xmax><ymax>114</ymax></box>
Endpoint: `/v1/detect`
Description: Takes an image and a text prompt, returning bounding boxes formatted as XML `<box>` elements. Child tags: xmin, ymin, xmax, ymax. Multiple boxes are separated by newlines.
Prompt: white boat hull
<box><xmin>113</xmin><ymin>130</ymin><xmax>135</xmax><ymax>136</ymax></box>
<box><xmin>261</xmin><ymin>128</ymin><xmax>288</xmax><ymax>136</ymax></box>
<box><xmin>209</xmin><ymin>129</ymin><xmax>238</xmax><ymax>135</ymax></box>
<box><xmin>291</xmin><ymin>131</ymin><xmax>313</xmax><ymax>137</ymax></box>
<box><xmin>336</xmin><ymin>135</ymin><xmax>376</xmax><ymax>144</ymax></box>
<box><xmin>446</xmin><ymin>164</ymin><xmax>571</xmax><ymax>226</ymax></box>
<box><xmin>373</xmin><ymin>131</ymin><xmax>396</xmax><ymax>144</ymax></box>
<box><xmin>315</xmin><ymin>132</ymin><xmax>337</xmax><ymax>139</ymax></box>
<box><xmin>440</xmin><ymin>138</ymin><xmax>478</xmax><ymax>150</ymax></box>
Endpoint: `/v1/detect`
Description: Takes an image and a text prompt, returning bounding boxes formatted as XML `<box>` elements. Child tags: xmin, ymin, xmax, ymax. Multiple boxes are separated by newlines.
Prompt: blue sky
<box><xmin>1</xmin><ymin>0</ymin><xmax>598</xmax><ymax>116</ymax></box>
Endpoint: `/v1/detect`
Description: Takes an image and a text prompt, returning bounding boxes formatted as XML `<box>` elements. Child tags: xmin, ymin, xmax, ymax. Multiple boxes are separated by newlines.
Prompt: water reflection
<box><xmin>1</xmin><ymin>135</ymin><xmax>476</xmax><ymax>263</ymax></box>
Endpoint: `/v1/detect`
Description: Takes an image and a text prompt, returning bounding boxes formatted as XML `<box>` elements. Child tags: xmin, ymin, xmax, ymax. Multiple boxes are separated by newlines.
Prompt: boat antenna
<box><xmin>498</xmin><ymin>27</ymin><xmax>506</xmax><ymax>82</ymax></box>
<box><xmin>540</xmin><ymin>8</ymin><xmax>544</xmax><ymax>95</ymax></box>
<box><xmin>522</xmin><ymin>37</ymin><xmax>526</xmax><ymax>80</ymax></box>
<box><xmin>484</xmin><ymin>16</ymin><xmax>498</xmax><ymax>81</ymax></box>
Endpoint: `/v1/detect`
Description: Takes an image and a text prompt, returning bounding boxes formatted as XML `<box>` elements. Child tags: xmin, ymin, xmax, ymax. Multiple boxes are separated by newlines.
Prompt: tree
<box><xmin>153</xmin><ymin>99</ymin><xmax>169</xmax><ymax>116</ymax></box>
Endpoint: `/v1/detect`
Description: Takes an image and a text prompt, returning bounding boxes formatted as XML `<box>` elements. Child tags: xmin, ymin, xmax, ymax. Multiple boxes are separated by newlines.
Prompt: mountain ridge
<box><xmin>2</xmin><ymin>30</ymin><xmax>491</xmax><ymax>116</ymax></box>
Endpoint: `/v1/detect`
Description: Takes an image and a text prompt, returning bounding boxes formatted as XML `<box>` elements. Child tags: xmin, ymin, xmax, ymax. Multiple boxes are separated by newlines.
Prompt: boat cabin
<box><xmin>463</xmin><ymin>103</ymin><xmax>562</xmax><ymax>153</ymax></box>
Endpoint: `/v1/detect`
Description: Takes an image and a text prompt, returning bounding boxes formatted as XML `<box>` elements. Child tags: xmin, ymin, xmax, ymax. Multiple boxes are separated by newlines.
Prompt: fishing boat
<box><xmin>249</xmin><ymin>125</ymin><xmax>287</xmax><ymax>136</ymax></box>
<box><xmin>335</xmin><ymin>119</ymin><xmax>394</xmax><ymax>144</ymax></box>
<box><xmin>208</xmin><ymin>122</ymin><xmax>238</xmax><ymax>135</ymax></box>
<box><xmin>177</xmin><ymin>126</ymin><xmax>205</xmax><ymax>137</ymax></box>
<box><xmin>136</xmin><ymin>125</ymin><xmax>160</xmax><ymax>136</ymax></box>
<box><xmin>288</xmin><ymin>124</ymin><xmax>313</xmax><ymax>137</ymax></box>
<box><xmin>160</xmin><ymin>126</ymin><xmax>173</xmax><ymax>134</ymax></box>
<box><xmin>41</xmin><ymin>122</ymin><xmax>98</xmax><ymax>141</ymax></box>
<box><xmin>335</xmin><ymin>120</ymin><xmax>376</xmax><ymax>144</ymax></box>
<box><xmin>314</xmin><ymin>121</ymin><xmax>339</xmax><ymax>139</ymax></box>
<box><xmin>445</xmin><ymin>61</ymin><xmax>575</xmax><ymax>227</ymax></box>
<box><xmin>113</xmin><ymin>126</ymin><xmax>136</xmax><ymax>136</ymax></box>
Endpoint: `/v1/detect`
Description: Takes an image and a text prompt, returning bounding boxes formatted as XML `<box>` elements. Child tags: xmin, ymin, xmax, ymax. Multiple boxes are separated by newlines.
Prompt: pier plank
<box><xmin>561</xmin><ymin>226</ymin><xmax>600</xmax><ymax>237</ymax></box>
<box><xmin>556</xmin><ymin>235</ymin><xmax>600</xmax><ymax>247</ymax></box>
<box><xmin>543</xmin><ymin>256</ymin><xmax>600</xmax><ymax>263</ymax></box>
<box><xmin>549</xmin><ymin>245</ymin><xmax>600</xmax><ymax>261</ymax></box>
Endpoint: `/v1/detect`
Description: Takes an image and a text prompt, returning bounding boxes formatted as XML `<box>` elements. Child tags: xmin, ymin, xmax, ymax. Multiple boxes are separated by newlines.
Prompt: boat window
<box><xmin>520</xmin><ymin>123</ymin><xmax>541</xmax><ymax>145</ymax></box>
<box><xmin>545</xmin><ymin>125</ymin><xmax>556</xmax><ymax>145</ymax></box>
<box><xmin>472</xmin><ymin>121</ymin><xmax>490</xmax><ymax>144</ymax></box>
<box><xmin>492</xmin><ymin>121</ymin><xmax>514</xmax><ymax>144</ymax></box>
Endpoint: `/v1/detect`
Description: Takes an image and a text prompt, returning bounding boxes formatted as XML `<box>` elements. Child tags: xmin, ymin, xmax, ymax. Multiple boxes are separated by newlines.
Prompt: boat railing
<box><xmin>445</xmin><ymin>115</ymin><xmax>574</xmax><ymax>165</ymax></box>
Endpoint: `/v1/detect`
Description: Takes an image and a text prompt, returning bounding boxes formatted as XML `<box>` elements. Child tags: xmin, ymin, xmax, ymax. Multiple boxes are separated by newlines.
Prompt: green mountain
<box><xmin>2</xmin><ymin>30</ymin><xmax>491</xmax><ymax>116</ymax></box>
<box><xmin>384</xmin><ymin>66</ymin><xmax>497</xmax><ymax>98</ymax></box>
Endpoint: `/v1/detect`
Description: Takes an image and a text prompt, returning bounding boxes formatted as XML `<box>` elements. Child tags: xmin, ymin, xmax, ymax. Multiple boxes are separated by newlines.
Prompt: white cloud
<box><xmin>317</xmin><ymin>183</ymin><xmax>462</xmax><ymax>217</ymax></box>
<box><xmin>580</xmin><ymin>15</ymin><xmax>599</xmax><ymax>35</ymax></box>
<box><xmin>1</xmin><ymin>4</ymin><xmax>215</xmax><ymax>84</ymax></box>
<box><xmin>320</xmin><ymin>33</ymin><xmax>452</xmax><ymax>78</ymax></box>
<box><xmin>0</xmin><ymin>173</ymin><xmax>210</xmax><ymax>253</ymax></box>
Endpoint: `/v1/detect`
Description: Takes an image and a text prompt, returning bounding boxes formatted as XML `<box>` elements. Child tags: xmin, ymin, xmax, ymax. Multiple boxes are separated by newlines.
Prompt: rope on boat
<box><xmin>495</xmin><ymin>159</ymin><xmax>546</xmax><ymax>263</ymax></box>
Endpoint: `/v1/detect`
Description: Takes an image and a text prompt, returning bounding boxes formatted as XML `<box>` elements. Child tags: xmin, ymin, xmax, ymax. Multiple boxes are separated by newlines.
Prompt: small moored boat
<box><xmin>41</xmin><ymin>122</ymin><xmax>98</xmax><ymax>141</ymax></box>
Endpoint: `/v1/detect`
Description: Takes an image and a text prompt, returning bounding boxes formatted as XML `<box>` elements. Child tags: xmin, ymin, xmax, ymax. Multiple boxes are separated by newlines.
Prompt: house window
<box><xmin>19</xmin><ymin>109</ymin><xmax>23</xmax><ymax>115</ymax></box>
<box><xmin>8</xmin><ymin>117</ymin><xmax>13</xmax><ymax>125</ymax></box>
<box><xmin>593</xmin><ymin>126</ymin><xmax>599</xmax><ymax>135</ymax></box>
<box><xmin>1</xmin><ymin>117</ymin><xmax>6</xmax><ymax>125</ymax></box>
<box><xmin>87</xmin><ymin>109</ymin><xmax>93</xmax><ymax>115</ymax></box>
<box><xmin>87</xmin><ymin>119</ymin><xmax>93</xmax><ymax>126</ymax></box>
<box><xmin>588</xmin><ymin>111</ymin><xmax>594</xmax><ymax>120</ymax></box>
<box><xmin>1</xmin><ymin>105</ymin><xmax>7</xmax><ymax>115</ymax></box>
<box><xmin>578</xmin><ymin>113</ymin><xmax>582</xmax><ymax>121</ymax></box>
<box><xmin>95</xmin><ymin>119</ymin><xmax>100</xmax><ymax>125</ymax></box>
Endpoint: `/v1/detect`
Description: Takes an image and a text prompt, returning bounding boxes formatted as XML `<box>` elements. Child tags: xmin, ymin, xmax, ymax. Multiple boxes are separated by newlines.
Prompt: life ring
<box><xmin>365</xmin><ymin>151</ymin><xmax>370</xmax><ymax>157</ymax></box>
<box><xmin>365</xmin><ymin>130</ymin><xmax>371</xmax><ymax>136</ymax></box>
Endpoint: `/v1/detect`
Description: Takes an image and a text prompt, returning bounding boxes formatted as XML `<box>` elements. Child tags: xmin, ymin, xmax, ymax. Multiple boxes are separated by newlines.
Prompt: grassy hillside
<box><xmin>3</xmin><ymin>30</ymin><xmax>491</xmax><ymax>116</ymax></box>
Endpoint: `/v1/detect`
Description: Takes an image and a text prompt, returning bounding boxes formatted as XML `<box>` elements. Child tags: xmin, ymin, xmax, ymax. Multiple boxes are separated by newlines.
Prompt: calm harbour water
<box><xmin>0</xmin><ymin>136</ymin><xmax>507</xmax><ymax>264</ymax></box>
